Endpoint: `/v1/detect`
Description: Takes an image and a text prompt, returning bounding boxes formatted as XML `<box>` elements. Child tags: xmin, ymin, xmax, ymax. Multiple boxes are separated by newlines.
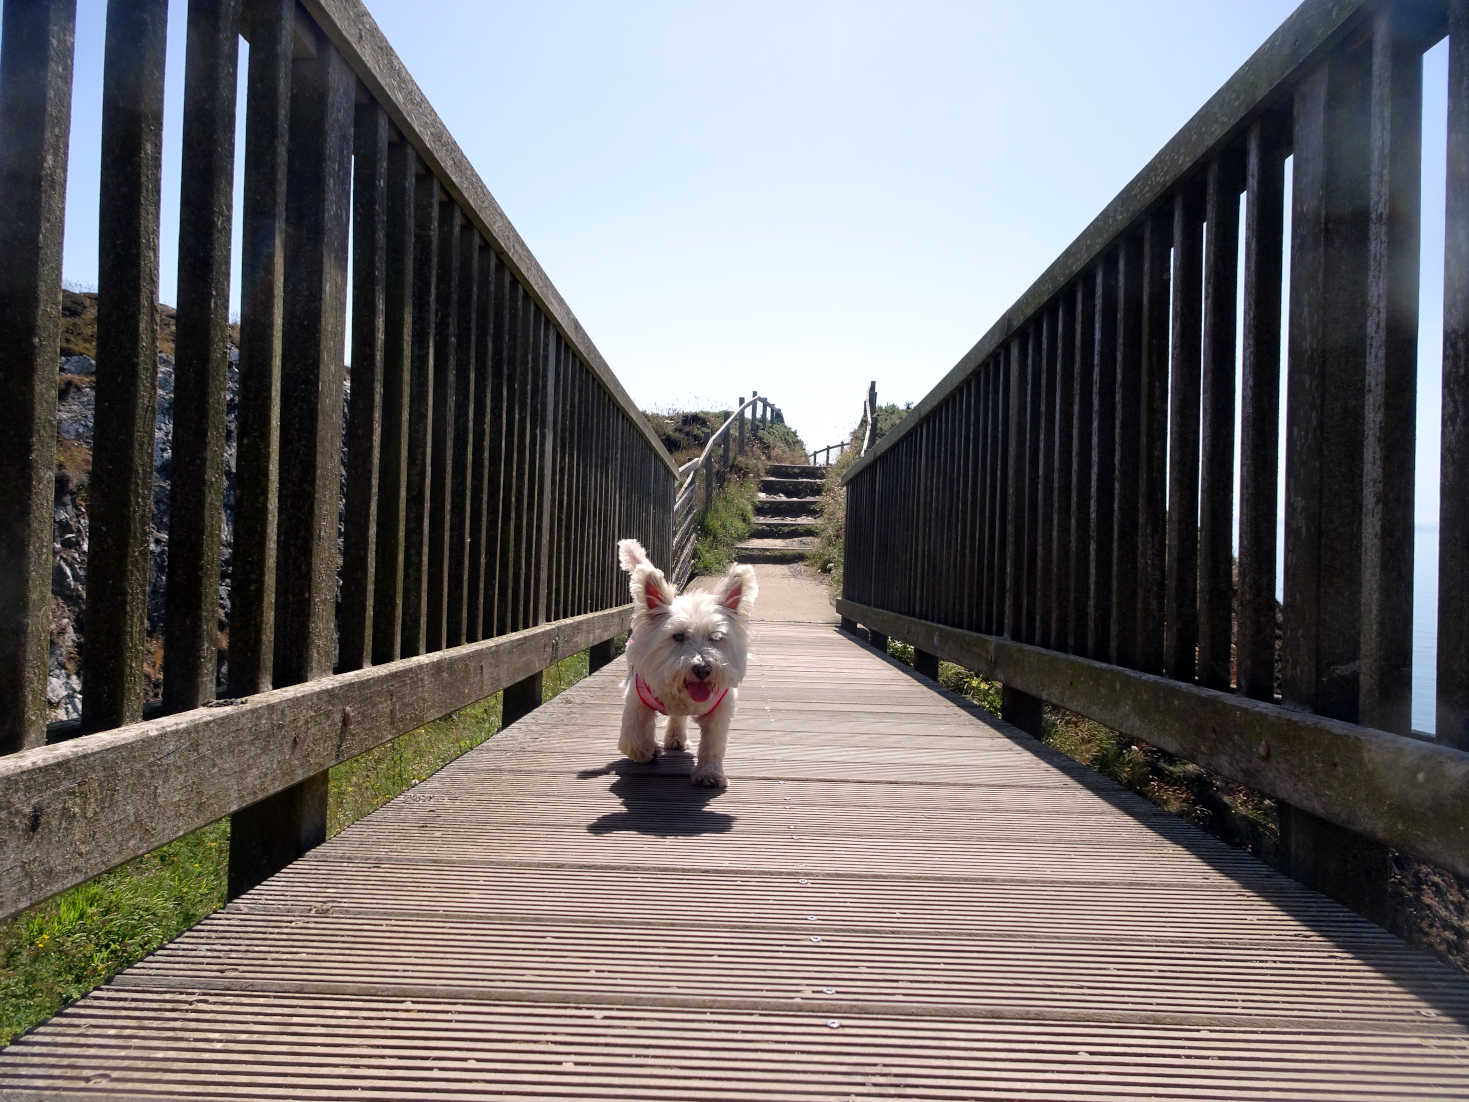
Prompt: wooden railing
<box><xmin>840</xmin><ymin>0</ymin><xmax>1469</xmax><ymax>916</ymax></box>
<box><xmin>670</xmin><ymin>393</ymin><xmax>778</xmax><ymax>586</ymax></box>
<box><xmin>0</xmin><ymin>0</ymin><xmax>676</xmax><ymax>919</ymax></box>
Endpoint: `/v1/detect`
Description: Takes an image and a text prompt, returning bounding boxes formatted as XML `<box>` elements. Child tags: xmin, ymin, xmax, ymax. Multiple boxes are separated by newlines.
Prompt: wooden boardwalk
<box><xmin>3</xmin><ymin>568</ymin><xmax>1469</xmax><ymax>1099</ymax></box>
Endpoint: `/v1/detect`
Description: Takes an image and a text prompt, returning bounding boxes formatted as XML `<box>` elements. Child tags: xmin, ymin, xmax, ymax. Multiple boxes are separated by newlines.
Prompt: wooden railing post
<box><xmin>229</xmin><ymin>28</ymin><xmax>353</xmax><ymax>901</ymax></box>
<box><xmin>589</xmin><ymin>639</ymin><xmax>615</xmax><ymax>672</ymax></box>
<box><xmin>1002</xmin><ymin>685</ymin><xmax>1044</xmax><ymax>739</ymax></box>
<box><xmin>502</xmin><ymin>672</ymin><xmax>542</xmax><ymax>727</ymax></box>
<box><xmin>914</xmin><ymin>649</ymin><xmax>939</xmax><ymax>680</ymax></box>
<box><xmin>0</xmin><ymin>0</ymin><xmax>76</xmax><ymax>754</ymax></box>
<box><xmin>737</xmin><ymin>395</ymin><xmax>746</xmax><ymax>453</ymax></box>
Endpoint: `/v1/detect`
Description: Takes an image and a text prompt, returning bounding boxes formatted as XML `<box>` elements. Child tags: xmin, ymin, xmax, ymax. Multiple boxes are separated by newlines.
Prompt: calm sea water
<box><xmin>1412</xmin><ymin>523</ymin><xmax>1439</xmax><ymax>735</ymax></box>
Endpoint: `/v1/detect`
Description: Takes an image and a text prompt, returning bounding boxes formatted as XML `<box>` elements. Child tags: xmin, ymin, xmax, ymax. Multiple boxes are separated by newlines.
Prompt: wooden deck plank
<box><xmin>2</xmin><ymin>571</ymin><xmax>1467</xmax><ymax>1097</ymax></box>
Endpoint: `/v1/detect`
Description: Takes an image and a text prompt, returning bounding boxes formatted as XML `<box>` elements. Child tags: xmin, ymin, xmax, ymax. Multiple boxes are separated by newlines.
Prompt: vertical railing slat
<box><xmin>1283</xmin><ymin>49</ymin><xmax>1371</xmax><ymax>723</ymax></box>
<box><xmin>84</xmin><ymin>0</ymin><xmax>169</xmax><ymax>733</ymax></box>
<box><xmin>0</xmin><ymin>0</ymin><xmax>76</xmax><ymax>752</ymax></box>
<box><xmin>164</xmin><ymin>0</ymin><xmax>239</xmax><ymax>712</ymax></box>
<box><xmin>1359</xmin><ymin>7</ymin><xmax>1425</xmax><ymax>735</ymax></box>
<box><xmin>229</xmin><ymin>0</ymin><xmax>291</xmax><ymax>700</ymax></box>
<box><xmin>1238</xmin><ymin>115</ymin><xmax>1288</xmax><ymax>703</ymax></box>
<box><xmin>447</xmin><ymin>218</ymin><xmax>477</xmax><ymax>647</ymax></box>
<box><xmin>271</xmin><ymin>36</ymin><xmax>352</xmax><ymax>687</ymax></box>
<box><xmin>1036</xmin><ymin>308</ymin><xmax>1057</xmax><ymax>648</ymax></box>
<box><xmin>527</xmin><ymin>313</ymin><xmax>550</xmax><ymax>627</ymax></box>
<box><xmin>1199</xmin><ymin>155</ymin><xmax>1242</xmax><ymax>691</ymax></box>
<box><xmin>1138</xmin><ymin>210</ymin><xmax>1171</xmax><ymax>676</ymax></box>
<box><xmin>400</xmin><ymin>171</ymin><xmax>438</xmax><ymax>658</ymax></box>
<box><xmin>1090</xmin><ymin>250</ymin><xmax>1120</xmax><ymax>663</ymax></box>
<box><xmin>426</xmin><ymin>199</ymin><xmax>460</xmax><ymax>652</ymax></box>
<box><xmin>339</xmin><ymin>101</ymin><xmax>389</xmax><ymax>674</ymax></box>
<box><xmin>480</xmin><ymin>251</ymin><xmax>509</xmax><ymax>639</ymax></box>
<box><xmin>466</xmin><ymin>241</ymin><xmax>494</xmax><ymax>642</ymax></box>
<box><xmin>1004</xmin><ymin>336</ymin><xmax>1027</xmax><ymax>640</ymax></box>
<box><xmin>494</xmin><ymin>279</ymin><xmax>522</xmax><ymax>636</ymax></box>
<box><xmin>1069</xmin><ymin>275</ymin><xmax>1096</xmax><ymax>656</ymax></box>
<box><xmin>1165</xmin><ymin>187</ymin><xmax>1204</xmax><ymax>682</ymax></box>
<box><xmin>1440</xmin><ymin>0</ymin><xmax>1469</xmax><ymax>750</ymax></box>
<box><xmin>1051</xmin><ymin>293</ymin><xmax>1076</xmax><ymax>652</ymax></box>
<box><xmin>231</xmin><ymin>30</ymin><xmax>353</xmax><ymax>901</ymax></box>
<box><xmin>370</xmin><ymin>138</ymin><xmax>415</xmax><ymax>667</ymax></box>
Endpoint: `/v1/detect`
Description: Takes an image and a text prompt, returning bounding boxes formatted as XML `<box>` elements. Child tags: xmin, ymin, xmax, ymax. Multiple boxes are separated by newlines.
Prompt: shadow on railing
<box><xmin>839</xmin><ymin>0</ymin><xmax>1469</xmax><ymax>924</ymax></box>
<box><xmin>0</xmin><ymin>0</ymin><xmax>675</xmax><ymax>919</ymax></box>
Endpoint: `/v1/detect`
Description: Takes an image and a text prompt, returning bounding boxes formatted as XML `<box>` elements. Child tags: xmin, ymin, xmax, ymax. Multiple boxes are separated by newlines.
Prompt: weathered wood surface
<box><xmin>0</xmin><ymin>606</ymin><xmax>630</xmax><ymax>921</ymax></box>
<box><xmin>4</xmin><ymin>570</ymin><xmax>1467</xmax><ymax>1097</ymax></box>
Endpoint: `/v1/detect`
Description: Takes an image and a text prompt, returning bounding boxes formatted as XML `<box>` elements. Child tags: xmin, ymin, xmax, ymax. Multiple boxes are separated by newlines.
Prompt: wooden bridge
<box><xmin>3</xmin><ymin>0</ymin><xmax>1469</xmax><ymax>1095</ymax></box>
<box><xmin>4</xmin><ymin>570</ymin><xmax>1469</xmax><ymax>1097</ymax></box>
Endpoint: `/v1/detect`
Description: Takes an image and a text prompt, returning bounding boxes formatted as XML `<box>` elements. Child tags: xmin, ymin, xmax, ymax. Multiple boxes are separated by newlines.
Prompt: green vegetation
<box><xmin>757</xmin><ymin>422</ymin><xmax>808</xmax><ymax>464</ymax></box>
<box><xmin>693</xmin><ymin>454</ymin><xmax>760</xmax><ymax>576</ymax></box>
<box><xmin>0</xmin><ymin>647</ymin><xmax>604</xmax><ymax>1046</ymax></box>
<box><xmin>644</xmin><ymin>409</ymin><xmax>730</xmax><ymax>463</ymax></box>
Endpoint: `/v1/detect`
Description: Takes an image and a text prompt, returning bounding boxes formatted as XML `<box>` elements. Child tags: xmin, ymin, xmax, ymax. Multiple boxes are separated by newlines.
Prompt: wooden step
<box><xmin>751</xmin><ymin>518</ymin><xmax>820</xmax><ymax>538</ymax></box>
<box><xmin>735</xmin><ymin>536</ymin><xmax>816</xmax><ymax>564</ymax></box>
<box><xmin>767</xmin><ymin>463</ymin><xmax>825</xmax><ymax>480</ymax></box>
<box><xmin>755</xmin><ymin>495</ymin><xmax>823</xmax><ymax>518</ymax></box>
<box><xmin>759</xmin><ymin>477</ymin><xmax>824</xmax><ymax>497</ymax></box>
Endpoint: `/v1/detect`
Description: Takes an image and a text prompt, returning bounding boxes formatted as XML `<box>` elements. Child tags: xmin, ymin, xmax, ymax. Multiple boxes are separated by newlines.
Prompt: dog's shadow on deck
<box><xmin>578</xmin><ymin>757</ymin><xmax>735</xmax><ymax>837</ymax></box>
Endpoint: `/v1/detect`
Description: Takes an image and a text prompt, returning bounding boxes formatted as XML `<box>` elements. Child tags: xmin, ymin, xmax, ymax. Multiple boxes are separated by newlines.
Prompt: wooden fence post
<box><xmin>589</xmin><ymin>639</ymin><xmax>615</xmax><ymax>672</ymax></box>
<box><xmin>0</xmin><ymin>0</ymin><xmax>76</xmax><ymax>753</ymax></box>
<box><xmin>1002</xmin><ymin>685</ymin><xmax>1044</xmax><ymax>738</ymax></box>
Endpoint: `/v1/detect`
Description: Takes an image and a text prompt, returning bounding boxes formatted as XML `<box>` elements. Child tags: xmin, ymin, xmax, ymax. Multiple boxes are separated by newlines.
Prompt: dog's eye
<box><xmin>671</xmin><ymin>632</ymin><xmax>685</xmax><ymax>644</ymax></box>
<box><xmin>710</xmin><ymin>631</ymin><xmax>725</xmax><ymax>642</ymax></box>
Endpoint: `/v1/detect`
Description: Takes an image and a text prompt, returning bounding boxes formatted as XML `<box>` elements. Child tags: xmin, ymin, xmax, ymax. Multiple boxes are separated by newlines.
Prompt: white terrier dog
<box><xmin>616</xmin><ymin>538</ymin><xmax>757</xmax><ymax>787</ymax></box>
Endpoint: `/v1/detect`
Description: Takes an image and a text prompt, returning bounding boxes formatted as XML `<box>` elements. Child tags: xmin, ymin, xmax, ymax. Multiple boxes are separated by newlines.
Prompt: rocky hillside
<box><xmin>49</xmin><ymin>291</ymin><xmax>241</xmax><ymax>723</ymax></box>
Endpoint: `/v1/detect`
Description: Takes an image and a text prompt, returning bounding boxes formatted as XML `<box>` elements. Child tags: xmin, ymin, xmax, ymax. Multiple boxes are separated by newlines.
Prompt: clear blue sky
<box><xmin>48</xmin><ymin>0</ymin><xmax>1447</xmax><ymax>522</ymax></box>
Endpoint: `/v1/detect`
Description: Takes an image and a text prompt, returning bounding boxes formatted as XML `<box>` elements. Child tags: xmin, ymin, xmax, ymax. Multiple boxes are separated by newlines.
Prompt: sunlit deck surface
<box><xmin>3</xmin><ymin>567</ymin><xmax>1468</xmax><ymax>1099</ymax></box>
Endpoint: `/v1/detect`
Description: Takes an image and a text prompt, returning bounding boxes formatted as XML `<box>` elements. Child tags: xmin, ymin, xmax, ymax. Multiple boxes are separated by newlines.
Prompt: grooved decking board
<box><xmin>3</xmin><ymin>597</ymin><xmax>1468</xmax><ymax>1098</ymax></box>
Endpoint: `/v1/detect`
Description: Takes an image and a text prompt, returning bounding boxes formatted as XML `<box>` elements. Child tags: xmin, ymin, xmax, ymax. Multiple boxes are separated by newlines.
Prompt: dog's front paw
<box><xmin>618</xmin><ymin>733</ymin><xmax>658</xmax><ymax>764</ymax></box>
<box><xmin>690</xmin><ymin>764</ymin><xmax>727</xmax><ymax>788</ymax></box>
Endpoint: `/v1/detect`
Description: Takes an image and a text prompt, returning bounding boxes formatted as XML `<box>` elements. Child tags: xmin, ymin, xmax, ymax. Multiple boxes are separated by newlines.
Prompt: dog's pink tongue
<box><xmin>687</xmin><ymin>680</ymin><xmax>712</xmax><ymax>703</ymax></box>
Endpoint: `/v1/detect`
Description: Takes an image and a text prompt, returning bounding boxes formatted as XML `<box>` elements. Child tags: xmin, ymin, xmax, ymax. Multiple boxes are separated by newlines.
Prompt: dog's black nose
<box><xmin>691</xmin><ymin>661</ymin><xmax>711</xmax><ymax>680</ymax></box>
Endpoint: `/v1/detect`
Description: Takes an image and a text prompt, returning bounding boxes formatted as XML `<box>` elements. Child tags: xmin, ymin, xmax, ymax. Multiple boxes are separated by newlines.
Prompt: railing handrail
<box><xmin>300</xmin><ymin>0</ymin><xmax>676</xmax><ymax>475</ymax></box>
<box><xmin>843</xmin><ymin>0</ymin><xmax>1371</xmax><ymax>485</ymax></box>
<box><xmin>0</xmin><ymin>0</ymin><xmax>675</xmax><ymax>920</ymax></box>
<box><xmin>838</xmin><ymin>0</ymin><xmax>1469</xmax><ymax>909</ymax></box>
<box><xmin>678</xmin><ymin>395</ymin><xmax>767</xmax><ymax>495</ymax></box>
<box><xmin>859</xmin><ymin>380</ymin><xmax>877</xmax><ymax>458</ymax></box>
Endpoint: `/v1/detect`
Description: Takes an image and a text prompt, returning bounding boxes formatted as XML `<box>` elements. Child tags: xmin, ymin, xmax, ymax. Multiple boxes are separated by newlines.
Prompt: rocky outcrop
<box><xmin>49</xmin><ymin>345</ymin><xmax>243</xmax><ymax>722</ymax></box>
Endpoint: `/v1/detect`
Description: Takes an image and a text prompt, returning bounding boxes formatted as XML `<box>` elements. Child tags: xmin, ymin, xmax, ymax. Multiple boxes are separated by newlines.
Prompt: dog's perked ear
<box><xmin>629</xmin><ymin>563</ymin><xmax>676</xmax><ymax>616</ymax></box>
<box><xmin>714</xmin><ymin>563</ymin><xmax>758</xmax><ymax>617</ymax></box>
<box><xmin>617</xmin><ymin>538</ymin><xmax>649</xmax><ymax>573</ymax></box>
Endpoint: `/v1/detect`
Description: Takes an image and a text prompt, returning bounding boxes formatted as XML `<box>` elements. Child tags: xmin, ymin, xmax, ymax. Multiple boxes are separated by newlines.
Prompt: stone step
<box><xmin>768</xmin><ymin>463</ymin><xmax>825</xmax><ymax>480</ymax></box>
<box><xmin>751</xmin><ymin>518</ymin><xmax>820</xmax><ymax>538</ymax></box>
<box><xmin>735</xmin><ymin>537</ymin><xmax>816</xmax><ymax>564</ymax></box>
<box><xmin>755</xmin><ymin>495</ymin><xmax>823</xmax><ymax>518</ymax></box>
<box><xmin>759</xmin><ymin>477</ymin><xmax>825</xmax><ymax>497</ymax></box>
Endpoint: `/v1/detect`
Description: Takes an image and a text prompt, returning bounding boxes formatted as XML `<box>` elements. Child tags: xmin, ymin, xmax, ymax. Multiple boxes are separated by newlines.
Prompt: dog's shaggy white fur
<box><xmin>616</xmin><ymin>538</ymin><xmax>757</xmax><ymax>787</ymax></box>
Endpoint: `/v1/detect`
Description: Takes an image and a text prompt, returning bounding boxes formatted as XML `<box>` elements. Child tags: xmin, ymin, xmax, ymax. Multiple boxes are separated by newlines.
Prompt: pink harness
<box><xmin>635</xmin><ymin>672</ymin><xmax>728</xmax><ymax>718</ymax></box>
